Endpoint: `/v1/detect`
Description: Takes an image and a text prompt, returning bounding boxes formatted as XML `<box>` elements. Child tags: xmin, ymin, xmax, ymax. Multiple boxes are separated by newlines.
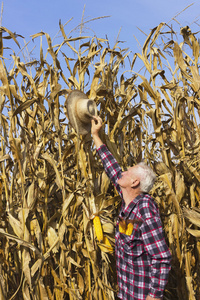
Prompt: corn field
<box><xmin>0</xmin><ymin>19</ymin><xmax>200</xmax><ymax>300</ymax></box>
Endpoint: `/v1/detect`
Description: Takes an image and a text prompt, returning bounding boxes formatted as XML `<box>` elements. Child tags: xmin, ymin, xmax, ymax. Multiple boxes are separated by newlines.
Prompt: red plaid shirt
<box><xmin>97</xmin><ymin>144</ymin><xmax>171</xmax><ymax>300</ymax></box>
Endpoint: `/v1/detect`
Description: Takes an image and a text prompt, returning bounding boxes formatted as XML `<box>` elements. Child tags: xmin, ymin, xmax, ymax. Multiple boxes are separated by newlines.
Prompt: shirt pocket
<box><xmin>119</xmin><ymin>225</ymin><xmax>143</xmax><ymax>257</ymax></box>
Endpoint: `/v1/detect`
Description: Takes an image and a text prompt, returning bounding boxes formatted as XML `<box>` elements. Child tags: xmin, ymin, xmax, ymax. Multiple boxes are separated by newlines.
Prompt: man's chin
<box><xmin>117</xmin><ymin>179</ymin><xmax>122</xmax><ymax>186</ymax></box>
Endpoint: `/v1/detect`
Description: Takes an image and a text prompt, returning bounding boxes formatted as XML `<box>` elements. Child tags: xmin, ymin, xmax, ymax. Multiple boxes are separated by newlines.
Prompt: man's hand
<box><xmin>91</xmin><ymin>116</ymin><xmax>104</xmax><ymax>149</ymax></box>
<box><xmin>91</xmin><ymin>116</ymin><xmax>102</xmax><ymax>136</ymax></box>
<box><xmin>146</xmin><ymin>295</ymin><xmax>161</xmax><ymax>300</ymax></box>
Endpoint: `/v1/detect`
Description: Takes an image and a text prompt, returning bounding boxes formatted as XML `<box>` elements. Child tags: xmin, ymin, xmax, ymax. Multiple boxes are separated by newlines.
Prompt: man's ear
<box><xmin>131</xmin><ymin>179</ymin><xmax>140</xmax><ymax>188</ymax></box>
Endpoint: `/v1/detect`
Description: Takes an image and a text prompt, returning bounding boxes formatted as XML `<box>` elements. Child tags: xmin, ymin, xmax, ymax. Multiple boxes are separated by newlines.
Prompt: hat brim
<box><xmin>65</xmin><ymin>90</ymin><xmax>97</xmax><ymax>135</ymax></box>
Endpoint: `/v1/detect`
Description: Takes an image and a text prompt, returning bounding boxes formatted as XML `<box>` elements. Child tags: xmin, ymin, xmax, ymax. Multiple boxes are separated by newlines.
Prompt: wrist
<box><xmin>91</xmin><ymin>132</ymin><xmax>99</xmax><ymax>138</ymax></box>
<box><xmin>92</xmin><ymin>135</ymin><xmax>103</xmax><ymax>149</ymax></box>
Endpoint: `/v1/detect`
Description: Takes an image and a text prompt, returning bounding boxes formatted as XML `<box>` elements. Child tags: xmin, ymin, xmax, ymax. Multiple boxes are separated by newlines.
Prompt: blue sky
<box><xmin>2</xmin><ymin>0</ymin><xmax>200</xmax><ymax>53</ymax></box>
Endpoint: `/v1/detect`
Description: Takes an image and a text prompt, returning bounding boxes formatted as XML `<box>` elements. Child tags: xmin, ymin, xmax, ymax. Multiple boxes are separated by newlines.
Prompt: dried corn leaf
<box><xmin>22</xmin><ymin>249</ymin><xmax>32</xmax><ymax>288</ymax></box>
<box><xmin>38</xmin><ymin>278</ymin><xmax>49</xmax><ymax>300</ymax></box>
<box><xmin>41</xmin><ymin>152</ymin><xmax>63</xmax><ymax>190</ymax></box>
<box><xmin>22</xmin><ymin>279</ymin><xmax>31</xmax><ymax>300</ymax></box>
<box><xmin>175</xmin><ymin>171</ymin><xmax>185</xmax><ymax>202</ymax></box>
<box><xmin>12</xmin><ymin>98</ymin><xmax>38</xmax><ymax>117</ymax></box>
<box><xmin>183</xmin><ymin>208</ymin><xmax>200</xmax><ymax>227</ymax></box>
<box><xmin>7</xmin><ymin>212</ymin><xmax>23</xmax><ymax>238</ymax></box>
<box><xmin>47</xmin><ymin>227</ymin><xmax>60</xmax><ymax>253</ymax></box>
<box><xmin>186</xmin><ymin>228</ymin><xmax>200</xmax><ymax>238</ymax></box>
<box><xmin>0</xmin><ymin>228</ymin><xmax>42</xmax><ymax>257</ymax></box>
<box><xmin>26</xmin><ymin>180</ymin><xmax>37</xmax><ymax>209</ymax></box>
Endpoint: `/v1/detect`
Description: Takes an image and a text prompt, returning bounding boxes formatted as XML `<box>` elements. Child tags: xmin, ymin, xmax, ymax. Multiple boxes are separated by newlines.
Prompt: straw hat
<box><xmin>65</xmin><ymin>90</ymin><xmax>97</xmax><ymax>135</ymax></box>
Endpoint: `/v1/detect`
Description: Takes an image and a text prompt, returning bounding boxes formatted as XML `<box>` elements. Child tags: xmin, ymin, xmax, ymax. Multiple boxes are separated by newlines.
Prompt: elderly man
<box><xmin>91</xmin><ymin>116</ymin><xmax>171</xmax><ymax>300</ymax></box>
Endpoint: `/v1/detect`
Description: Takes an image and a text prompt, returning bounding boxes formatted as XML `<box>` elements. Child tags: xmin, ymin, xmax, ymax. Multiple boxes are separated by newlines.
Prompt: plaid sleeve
<box><xmin>139</xmin><ymin>201</ymin><xmax>172</xmax><ymax>298</ymax></box>
<box><xmin>96</xmin><ymin>144</ymin><xmax>123</xmax><ymax>198</ymax></box>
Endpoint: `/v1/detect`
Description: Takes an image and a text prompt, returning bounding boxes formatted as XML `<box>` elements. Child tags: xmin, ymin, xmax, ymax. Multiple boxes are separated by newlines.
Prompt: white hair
<box><xmin>135</xmin><ymin>162</ymin><xmax>156</xmax><ymax>193</ymax></box>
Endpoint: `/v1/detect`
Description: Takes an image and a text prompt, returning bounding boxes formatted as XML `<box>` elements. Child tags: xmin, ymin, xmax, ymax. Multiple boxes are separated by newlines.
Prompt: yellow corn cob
<box><xmin>126</xmin><ymin>223</ymin><xmax>134</xmax><ymax>236</ymax></box>
<box><xmin>93</xmin><ymin>216</ymin><xmax>103</xmax><ymax>242</ymax></box>
<box><xmin>119</xmin><ymin>222</ymin><xmax>126</xmax><ymax>234</ymax></box>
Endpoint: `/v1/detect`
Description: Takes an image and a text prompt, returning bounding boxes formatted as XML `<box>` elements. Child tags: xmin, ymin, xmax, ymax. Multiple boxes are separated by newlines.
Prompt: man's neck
<box><xmin>121</xmin><ymin>188</ymin><xmax>141</xmax><ymax>207</ymax></box>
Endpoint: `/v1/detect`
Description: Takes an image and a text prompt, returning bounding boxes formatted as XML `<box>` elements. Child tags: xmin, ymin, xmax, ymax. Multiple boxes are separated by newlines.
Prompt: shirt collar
<box><xmin>120</xmin><ymin>193</ymin><xmax>145</xmax><ymax>218</ymax></box>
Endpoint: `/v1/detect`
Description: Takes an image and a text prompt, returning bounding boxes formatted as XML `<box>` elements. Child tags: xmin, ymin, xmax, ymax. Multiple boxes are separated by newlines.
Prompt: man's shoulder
<box><xmin>137</xmin><ymin>194</ymin><xmax>159</xmax><ymax>219</ymax></box>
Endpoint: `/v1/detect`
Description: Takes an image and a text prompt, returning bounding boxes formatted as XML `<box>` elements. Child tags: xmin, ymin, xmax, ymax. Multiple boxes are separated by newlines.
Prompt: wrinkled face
<box><xmin>117</xmin><ymin>165</ymin><xmax>140</xmax><ymax>188</ymax></box>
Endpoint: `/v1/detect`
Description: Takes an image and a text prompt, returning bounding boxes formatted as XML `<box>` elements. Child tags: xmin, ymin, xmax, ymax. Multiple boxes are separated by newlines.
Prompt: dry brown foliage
<box><xmin>0</xmin><ymin>20</ymin><xmax>200</xmax><ymax>300</ymax></box>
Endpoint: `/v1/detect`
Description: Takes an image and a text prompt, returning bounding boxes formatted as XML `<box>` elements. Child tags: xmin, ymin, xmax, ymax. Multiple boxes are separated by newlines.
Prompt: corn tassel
<box><xmin>93</xmin><ymin>216</ymin><xmax>104</xmax><ymax>242</ymax></box>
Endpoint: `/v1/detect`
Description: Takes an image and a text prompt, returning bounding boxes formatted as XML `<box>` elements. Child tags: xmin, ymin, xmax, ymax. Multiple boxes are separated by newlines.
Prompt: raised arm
<box><xmin>91</xmin><ymin>116</ymin><xmax>123</xmax><ymax>198</ymax></box>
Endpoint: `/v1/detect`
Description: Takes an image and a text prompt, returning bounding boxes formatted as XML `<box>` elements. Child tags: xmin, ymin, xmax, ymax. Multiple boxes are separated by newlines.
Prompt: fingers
<box><xmin>91</xmin><ymin>116</ymin><xmax>102</xmax><ymax>135</ymax></box>
<box><xmin>92</xmin><ymin>116</ymin><xmax>102</xmax><ymax>125</ymax></box>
